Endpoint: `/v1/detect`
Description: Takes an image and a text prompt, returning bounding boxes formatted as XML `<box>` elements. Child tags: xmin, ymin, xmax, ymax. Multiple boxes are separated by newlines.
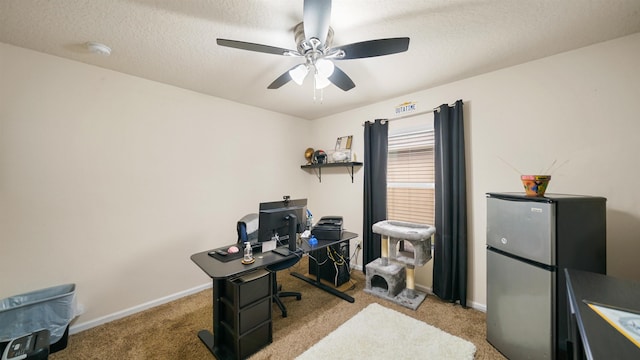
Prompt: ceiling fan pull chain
<box><xmin>313</xmin><ymin>87</ymin><xmax>324</xmax><ymax>104</ymax></box>
<box><xmin>313</xmin><ymin>76</ymin><xmax>324</xmax><ymax>103</ymax></box>
<box><xmin>313</xmin><ymin>76</ymin><xmax>317</xmax><ymax>102</ymax></box>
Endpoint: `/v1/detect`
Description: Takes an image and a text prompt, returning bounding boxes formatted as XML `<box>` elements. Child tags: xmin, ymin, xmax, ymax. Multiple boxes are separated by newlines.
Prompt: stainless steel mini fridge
<box><xmin>486</xmin><ymin>193</ymin><xmax>606</xmax><ymax>360</ymax></box>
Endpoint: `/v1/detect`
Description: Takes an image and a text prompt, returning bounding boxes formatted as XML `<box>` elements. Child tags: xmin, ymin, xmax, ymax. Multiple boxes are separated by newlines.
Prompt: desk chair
<box><xmin>237</xmin><ymin>213</ymin><xmax>259</xmax><ymax>243</ymax></box>
<box><xmin>237</xmin><ymin>213</ymin><xmax>302</xmax><ymax>318</ymax></box>
<box><xmin>266</xmin><ymin>257</ymin><xmax>302</xmax><ymax>318</ymax></box>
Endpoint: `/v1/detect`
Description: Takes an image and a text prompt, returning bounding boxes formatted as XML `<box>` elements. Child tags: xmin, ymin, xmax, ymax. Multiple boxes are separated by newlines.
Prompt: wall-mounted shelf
<box><xmin>300</xmin><ymin>162</ymin><xmax>363</xmax><ymax>183</ymax></box>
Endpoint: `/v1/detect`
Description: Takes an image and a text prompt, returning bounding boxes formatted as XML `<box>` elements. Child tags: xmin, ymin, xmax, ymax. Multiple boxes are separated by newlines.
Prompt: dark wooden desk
<box><xmin>191</xmin><ymin>245</ymin><xmax>297</xmax><ymax>279</ymax></box>
<box><xmin>565</xmin><ymin>269</ymin><xmax>640</xmax><ymax>360</ymax></box>
<box><xmin>191</xmin><ymin>231</ymin><xmax>358</xmax><ymax>359</ymax></box>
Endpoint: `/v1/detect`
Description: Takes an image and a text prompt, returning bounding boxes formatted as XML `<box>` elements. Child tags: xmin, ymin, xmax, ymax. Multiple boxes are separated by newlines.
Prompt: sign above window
<box><xmin>395</xmin><ymin>101</ymin><xmax>417</xmax><ymax>116</ymax></box>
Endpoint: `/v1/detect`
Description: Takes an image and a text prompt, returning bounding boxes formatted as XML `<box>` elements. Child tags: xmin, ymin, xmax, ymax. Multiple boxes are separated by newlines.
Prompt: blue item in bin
<box><xmin>0</xmin><ymin>284</ymin><xmax>76</xmax><ymax>346</ymax></box>
<box><xmin>308</xmin><ymin>235</ymin><xmax>318</xmax><ymax>246</ymax></box>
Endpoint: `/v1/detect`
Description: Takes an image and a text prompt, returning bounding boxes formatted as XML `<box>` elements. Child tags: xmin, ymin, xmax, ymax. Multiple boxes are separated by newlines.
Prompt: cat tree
<box><xmin>364</xmin><ymin>220</ymin><xmax>435</xmax><ymax>310</ymax></box>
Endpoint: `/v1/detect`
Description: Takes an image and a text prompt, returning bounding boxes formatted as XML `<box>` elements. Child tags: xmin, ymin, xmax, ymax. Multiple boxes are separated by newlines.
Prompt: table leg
<box><xmin>196</xmin><ymin>279</ymin><xmax>232</xmax><ymax>359</ymax></box>
<box><xmin>290</xmin><ymin>271</ymin><xmax>354</xmax><ymax>303</ymax></box>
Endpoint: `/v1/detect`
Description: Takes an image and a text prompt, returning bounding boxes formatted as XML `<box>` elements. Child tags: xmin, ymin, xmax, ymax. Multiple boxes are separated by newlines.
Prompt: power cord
<box><xmin>350</xmin><ymin>240</ymin><xmax>361</xmax><ymax>271</ymax></box>
<box><xmin>327</xmin><ymin>246</ymin><xmax>350</xmax><ymax>286</ymax></box>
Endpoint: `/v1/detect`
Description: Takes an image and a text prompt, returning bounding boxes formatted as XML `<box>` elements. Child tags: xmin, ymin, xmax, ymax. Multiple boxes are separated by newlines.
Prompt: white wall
<box><xmin>2</xmin><ymin>30</ymin><xmax>639</xmax><ymax>328</ymax></box>
<box><xmin>310</xmin><ymin>32</ymin><xmax>640</xmax><ymax>309</ymax></box>
<box><xmin>0</xmin><ymin>43</ymin><xmax>310</xmax><ymax>327</ymax></box>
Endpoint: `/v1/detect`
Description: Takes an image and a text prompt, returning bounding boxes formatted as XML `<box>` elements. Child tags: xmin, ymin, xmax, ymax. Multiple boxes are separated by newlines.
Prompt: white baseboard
<box><xmin>71</xmin><ymin>269</ymin><xmax>487</xmax><ymax>335</ymax></box>
<box><xmin>467</xmin><ymin>301</ymin><xmax>486</xmax><ymax>312</ymax></box>
<box><xmin>414</xmin><ymin>284</ymin><xmax>486</xmax><ymax>312</ymax></box>
<box><xmin>69</xmin><ymin>283</ymin><xmax>212</xmax><ymax>335</ymax></box>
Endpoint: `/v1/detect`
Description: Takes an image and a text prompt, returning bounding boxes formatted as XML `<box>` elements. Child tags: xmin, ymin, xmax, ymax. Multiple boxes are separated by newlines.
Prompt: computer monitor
<box><xmin>258</xmin><ymin>197</ymin><xmax>307</xmax><ymax>254</ymax></box>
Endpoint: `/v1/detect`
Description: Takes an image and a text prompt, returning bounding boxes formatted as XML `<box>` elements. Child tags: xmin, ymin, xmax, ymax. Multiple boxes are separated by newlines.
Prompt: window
<box><xmin>387</xmin><ymin>126</ymin><xmax>435</xmax><ymax>226</ymax></box>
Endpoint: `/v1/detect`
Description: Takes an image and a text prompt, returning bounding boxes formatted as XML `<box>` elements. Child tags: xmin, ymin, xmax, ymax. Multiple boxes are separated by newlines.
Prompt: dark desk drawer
<box><xmin>219</xmin><ymin>320</ymin><xmax>272</xmax><ymax>360</ymax></box>
<box><xmin>223</xmin><ymin>269</ymin><xmax>270</xmax><ymax>308</ymax></box>
<box><xmin>220</xmin><ymin>297</ymin><xmax>271</xmax><ymax>334</ymax></box>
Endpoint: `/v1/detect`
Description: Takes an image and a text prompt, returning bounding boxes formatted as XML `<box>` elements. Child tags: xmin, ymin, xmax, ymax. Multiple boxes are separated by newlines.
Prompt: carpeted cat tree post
<box><xmin>364</xmin><ymin>220</ymin><xmax>435</xmax><ymax>310</ymax></box>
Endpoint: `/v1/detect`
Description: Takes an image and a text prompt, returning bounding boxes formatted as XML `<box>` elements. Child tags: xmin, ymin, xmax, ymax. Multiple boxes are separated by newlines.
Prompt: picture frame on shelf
<box><xmin>330</xmin><ymin>135</ymin><xmax>353</xmax><ymax>163</ymax></box>
<box><xmin>335</xmin><ymin>135</ymin><xmax>353</xmax><ymax>150</ymax></box>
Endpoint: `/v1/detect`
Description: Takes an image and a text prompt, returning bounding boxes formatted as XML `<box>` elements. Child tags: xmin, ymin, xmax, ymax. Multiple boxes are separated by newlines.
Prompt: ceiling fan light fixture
<box><xmin>315</xmin><ymin>58</ymin><xmax>335</xmax><ymax>78</ymax></box>
<box><xmin>289</xmin><ymin>64</ymin><xmax>309</xmax><ymax>85</ymax></box>
<box><xmin>314</xmin><ymin>73</ymin><xmax>332</xmax><ymax>89</ymax></box>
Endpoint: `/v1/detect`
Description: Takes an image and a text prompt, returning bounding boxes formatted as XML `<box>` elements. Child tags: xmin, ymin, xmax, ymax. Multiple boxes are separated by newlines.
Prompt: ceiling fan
<box><xmin>216</xmin><ymin>0</ymin><xmax>410</xmax><ymax>92</ymax></box>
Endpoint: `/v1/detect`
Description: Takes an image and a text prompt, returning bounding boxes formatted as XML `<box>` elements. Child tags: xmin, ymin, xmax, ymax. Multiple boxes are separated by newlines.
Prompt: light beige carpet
<box><xmin>297</xmin><ymin>302</ymin><xmax>476</xmax><ymax>359</ymax></box>
<box><xmin>49</xmin><ymin>257</ymin><xmax>505</xmax><ymax>359</ymax></box>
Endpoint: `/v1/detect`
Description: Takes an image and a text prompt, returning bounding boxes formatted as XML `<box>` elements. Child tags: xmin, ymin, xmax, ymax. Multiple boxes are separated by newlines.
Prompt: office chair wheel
<box><xmin>273</xmin><ymin>290</ymin><xmax>302</xmax><ymax>318</ymax></box>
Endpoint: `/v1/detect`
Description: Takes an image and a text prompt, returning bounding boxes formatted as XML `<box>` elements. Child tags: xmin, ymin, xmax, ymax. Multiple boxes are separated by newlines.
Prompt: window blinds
<box><xmin>387</xmin><ymin>129</ymin><xmax>435</xmax><ymax>225</ymax></box>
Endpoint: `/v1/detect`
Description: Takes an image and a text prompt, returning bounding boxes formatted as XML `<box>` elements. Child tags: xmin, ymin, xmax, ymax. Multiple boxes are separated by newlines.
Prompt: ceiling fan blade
<box><xmin>217</xmin><ymin>39</ymin><xmax>295</xmax><ymax>56</ymax></box>
<box><xmin>267</xmin><ymin>67</ymin><xmax>297</xmax><ymax>89</ymax></box>
<box><xmin>335</xmin><ymin>38</ymin><xmax>410</xmax><ymax>60</ymax></box>
<box><xmin>303</xmin><ymin>0</ymin><xmax>331</xmax><ymax>44</ymax></box>
<box><xmin>328</xmin><ymin>66</ymin><xmax>355</xmax><ymax>91</ymax></box>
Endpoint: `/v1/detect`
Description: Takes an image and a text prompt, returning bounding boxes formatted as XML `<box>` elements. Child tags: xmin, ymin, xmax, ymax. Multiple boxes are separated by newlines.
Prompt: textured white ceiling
<box><xmin>2</xmin><ymin>0</ymin><xmax>639</xmax><ymax>119</ymax></box>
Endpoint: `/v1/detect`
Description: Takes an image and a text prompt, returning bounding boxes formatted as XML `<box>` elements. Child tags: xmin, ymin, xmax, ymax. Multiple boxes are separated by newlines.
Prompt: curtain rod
<box><xmin>362</xmin><ymin>101</ymin><xmax>459</xmax><ymax>126</ymax></box>
<box><xmin>361</xmin><ymin>109</ymin><xmax>434</xmax><ymax>126</ymax></box>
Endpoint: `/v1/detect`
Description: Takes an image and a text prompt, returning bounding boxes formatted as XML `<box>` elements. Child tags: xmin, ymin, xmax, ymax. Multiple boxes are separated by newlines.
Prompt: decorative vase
<box><xmin>521</xmin><ymin>175</ymin><xmax>551</xmax><ymax>197</ymax></box>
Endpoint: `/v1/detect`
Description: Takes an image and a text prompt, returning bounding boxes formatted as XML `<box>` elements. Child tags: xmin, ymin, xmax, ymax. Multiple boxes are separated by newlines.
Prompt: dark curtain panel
<box><xmin>432</xmin><ymin>100</ymin><xmax>468</xmax><ymax>307</ymax></box>
<box><xmin>362</xmin><ymin>119</ymin><xmax>388</xmax><ymax>273</ymax></box>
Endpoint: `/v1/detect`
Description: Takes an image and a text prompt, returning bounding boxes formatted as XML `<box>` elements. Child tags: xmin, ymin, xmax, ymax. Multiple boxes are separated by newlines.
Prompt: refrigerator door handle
<box><xmin>487</xmin><ymin>246</ymin><xmax>556</xmax><ymax>272</ymax></box>
<box><xmin>486</xmin><ymin>193</ymin><xmax>554</xmax><ymax>203</ymax></box>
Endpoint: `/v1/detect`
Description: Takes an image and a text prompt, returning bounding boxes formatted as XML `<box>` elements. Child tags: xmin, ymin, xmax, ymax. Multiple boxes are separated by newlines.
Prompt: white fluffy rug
<box><xmin>296</xmin><ymin>303</ymin><xmax>476</xmax><ymax>359</ymax></box>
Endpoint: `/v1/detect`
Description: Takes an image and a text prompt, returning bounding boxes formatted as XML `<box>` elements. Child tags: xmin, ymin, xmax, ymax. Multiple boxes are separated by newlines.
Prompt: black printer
<box><xmin>311</xmin><ymin>216</ymin><xmax>343</xmax><ymax>240</ymax></box>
